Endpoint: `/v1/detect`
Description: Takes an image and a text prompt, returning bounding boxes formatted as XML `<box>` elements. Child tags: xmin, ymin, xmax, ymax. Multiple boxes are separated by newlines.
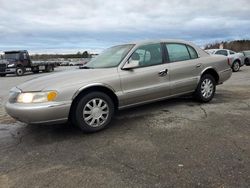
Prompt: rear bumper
<box><xmin>218</xmin><ymin>68</ymin><xmax>232</xmax><ymax>84</ymax></box>
<box><xmin>5</xmin><ymin>101</ymin><xmax>71</xmax><ymax>124</ymax></box>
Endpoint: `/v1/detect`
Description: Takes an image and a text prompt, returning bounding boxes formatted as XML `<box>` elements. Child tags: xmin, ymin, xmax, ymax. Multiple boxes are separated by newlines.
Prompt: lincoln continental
<box><xmin>5</xmin><ymin>40</ymin><xmax>232</xmax><ymax>132</ymax></box>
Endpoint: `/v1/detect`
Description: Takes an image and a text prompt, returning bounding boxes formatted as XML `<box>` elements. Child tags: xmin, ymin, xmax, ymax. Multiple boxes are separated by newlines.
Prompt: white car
<box><xmin>239</xmin><ymin>50</ymin><xmax>250</xmax><ymax>66</ymax></box>
<box><xmin>205</xmin><ymin>49</ymin><xmax>244</xmax><ymax>72</ymax></box>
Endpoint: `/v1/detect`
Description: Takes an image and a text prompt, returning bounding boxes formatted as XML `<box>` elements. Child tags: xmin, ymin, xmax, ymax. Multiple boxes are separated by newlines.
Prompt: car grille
<box><xmin>0</xmin><ymin>64</ymin><xmax>6</xmax><ymax>72</ymax></box>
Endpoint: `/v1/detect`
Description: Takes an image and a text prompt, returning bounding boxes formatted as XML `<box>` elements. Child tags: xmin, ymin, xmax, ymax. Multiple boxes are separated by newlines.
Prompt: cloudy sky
<box><xmin>0</xmin><ymin>0</ymin><xmax>249</xmax><ymax>53</ymax></box>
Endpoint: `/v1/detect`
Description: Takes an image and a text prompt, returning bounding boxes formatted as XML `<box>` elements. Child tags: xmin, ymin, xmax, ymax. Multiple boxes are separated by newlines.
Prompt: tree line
<box><xmin>30</xmin><ymin>51</ymin><xmax>98</xmax><ymax>60</ymax></box>
<box><xmin>204</xmin><ymin>40</ymin><xmax>250</xmax><ymax>52</ymax></box>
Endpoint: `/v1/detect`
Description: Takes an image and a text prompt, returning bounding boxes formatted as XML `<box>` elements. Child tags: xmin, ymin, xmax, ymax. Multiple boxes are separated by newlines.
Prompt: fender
<box><xmin>198</xmin><ymin>66</ymin><xmax>219</xmax><ymax>83</ymax></box>
<box><xmin>72</xmin><ymin>83</ymin><xmax>116</xmax><ymax>100</ymax></box>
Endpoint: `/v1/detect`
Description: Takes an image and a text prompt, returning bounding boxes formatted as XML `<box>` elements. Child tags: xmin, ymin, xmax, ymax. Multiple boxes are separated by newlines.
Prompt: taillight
<box><xmin>227</xmin><ymin>58</ymin><xmax>230</xmax><ymax>65</ymax></box>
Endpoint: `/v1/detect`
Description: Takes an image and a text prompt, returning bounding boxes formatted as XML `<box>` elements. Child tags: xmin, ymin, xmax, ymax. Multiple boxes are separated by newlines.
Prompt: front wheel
<box><xmin>16</xmin><ymin>67</ymin><xmax>25</xmax><ymax>76</ymax></box>
<box><xmin>72</xmin><ymin>92</ymin><xmax>114</xmax><ymax>133</ymax></box>
<box><xmin>232</xmin><ymin>61</ymin><xmax>240</xmax><ymax>72</ymax></box>
<box><xmin>0</xmin><ymin>73</ymin><xmax>6</xmax><ymax>77</ymax></box>
<box><xmin>194</xmin><ymin>74</ymin><xmax>216</xmax><ymax>103</ymax></box>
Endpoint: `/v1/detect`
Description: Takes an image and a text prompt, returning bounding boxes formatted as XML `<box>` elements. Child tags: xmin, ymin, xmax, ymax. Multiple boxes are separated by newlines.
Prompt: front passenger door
<box><xmin>20</xmin><ymin>52</ymin><xmax>29</xmax><ymax>66</ymax></box>
<box><xmin>118</xmin><ymin>43</ymin><xmax>171</xmax><ymax>107</ymax></box>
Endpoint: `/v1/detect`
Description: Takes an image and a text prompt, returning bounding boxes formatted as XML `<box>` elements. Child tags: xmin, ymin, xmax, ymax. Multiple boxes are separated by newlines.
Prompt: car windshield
<box><xmin>4</xmin><ymin>53</ymin><xmax>20</xmax><ymax>60</ymax></box>
<box><xmin>86</xmin><ymin>44</ymin><xmax>134</xmax><ymax>68</ymax></box>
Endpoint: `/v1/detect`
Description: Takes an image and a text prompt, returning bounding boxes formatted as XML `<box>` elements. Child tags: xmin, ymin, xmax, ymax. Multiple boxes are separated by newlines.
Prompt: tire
<box><xmin>245</xmin><ymin>58</ymin><xmax>250</xmax><ymax>66</ymax></box>
<box><xmin>45</xmin><ymin>65</ymin><xmax>53</xmax><ymax>72</ymax></box>
<box><xmin>194</xmin><ymin>74</ymin><xmax>216</xmax><ymax>103</ymax></box>
<box><xmin>32</xmin><ymin>67</ymin><xmax>39</xmax><ymax>73</ymax></box>
<box><xmin>0</xmin><ymin>73</ymin><xmax>6</xmax><ymax>77</ymax></box>
<box><xmin>232</xmin><ymin>61</ymin><xmax>240</xmax><ymax>72</ymax></box>
<box><xmin>16</xmin><ymin>67</ymin><xmax>25</xmax><ymax>76</ymax></box>
<box><xmin>72</xmin><ymin>92</ymin><xmax>115</xmax><ymax>133</ymax></box>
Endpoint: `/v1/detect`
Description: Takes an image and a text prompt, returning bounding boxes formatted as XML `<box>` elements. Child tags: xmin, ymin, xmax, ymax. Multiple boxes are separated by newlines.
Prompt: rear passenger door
<box><xmin>165</xmin><ymin>43</ymin><xmax>201</xmax><ymax>95</ymax></box>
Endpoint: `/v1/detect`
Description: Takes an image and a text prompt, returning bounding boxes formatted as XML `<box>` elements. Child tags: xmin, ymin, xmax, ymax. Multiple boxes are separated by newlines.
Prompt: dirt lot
<box><xmin>0</xmin><ymin>66</ymin><xmax>250</xmax><ymax>188</ymax></box>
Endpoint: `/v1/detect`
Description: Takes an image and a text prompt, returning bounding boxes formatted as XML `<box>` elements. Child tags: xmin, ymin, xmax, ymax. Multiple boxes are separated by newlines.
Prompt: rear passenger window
<box><xmin>215</xmin><ymin>50</ymin><xmax>228</xmax><ymax>56</ymax></box>
<box><xmin>187</xmin><ymin>46</ymin><xmax>198</xmax><ymax>59</ymax></box>
<box><xmin>166</xmin><ymin>44</ymin><xmax>190</xmax><ymax>62</ymax></box>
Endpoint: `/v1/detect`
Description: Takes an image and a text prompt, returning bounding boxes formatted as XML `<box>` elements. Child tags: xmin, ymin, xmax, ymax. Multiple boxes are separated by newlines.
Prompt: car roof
<box><xmin>126</xmin><ymin>39</ymin><xmax>195</xmax><ymax>46</ymax></box>
<box><xmin>121</xmin><ymin>39</ymin><xmax>209</xmax><ymax>57</ymax></box>
<box><xmin>207</xmin><ymin>49</ymin><xmax>227</xmax><ymax>51</ymax></box>
<box><xmin>4</xmin><ymin>50</ymin><xmax>28</xmax><ymax>54</ymax></box>
<box><xmin>206</xmin><ymin>49</ymin><xmax>237</xmax><ymax>52</ymax></box>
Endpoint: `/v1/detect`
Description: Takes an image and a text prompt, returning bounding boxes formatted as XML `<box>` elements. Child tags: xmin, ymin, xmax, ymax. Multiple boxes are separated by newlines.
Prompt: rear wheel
<box><xmin>16</xmin><ymin>67</ymin><xmax>25</xmax><ymax>76</ymax></box>
<box><xmin>232</xmin><ymin>61</ymin><xmax>240</xmax><ymax>72</ymax></box>
<box><xmin>32</xmin><ymin>67</ymin><xmax>39</xmax><ymax>73</ymax></box>
<box><xmin>45</xmin><ymin>65</ymin><xmax>54</xmax><ymax>72</ymax></box>
<box><xmin>194</xmin><ymin>74</ymin><xmax>216</xmax><ymax>103</ymax></box>
<box><xmin>72</xmin><ymin>92</ymin><xmax>114</xmax><ymax>133</ymax></box>
<box><xmin>0</xmin><ymin>73</ymin><xmax>6</xmax><ymax>77</ymax></box>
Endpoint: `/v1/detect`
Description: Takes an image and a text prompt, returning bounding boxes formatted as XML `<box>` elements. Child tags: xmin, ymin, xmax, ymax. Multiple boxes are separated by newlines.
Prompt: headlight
<box><xmin>7</xmin><ymin>63</ymin><xmax>15</xmax><ymax>68</ymax></box>
<box><xmin>17</xmin><ymin>91</ymin><xmax>58</xmax><ymax>103</ymax></box>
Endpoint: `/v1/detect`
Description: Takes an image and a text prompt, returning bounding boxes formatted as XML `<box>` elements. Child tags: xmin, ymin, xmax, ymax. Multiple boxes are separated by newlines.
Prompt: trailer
<box><xmin>0</xmin><ymin>50</ymin><xmax>57</xmax><ymax>76</ymax></box>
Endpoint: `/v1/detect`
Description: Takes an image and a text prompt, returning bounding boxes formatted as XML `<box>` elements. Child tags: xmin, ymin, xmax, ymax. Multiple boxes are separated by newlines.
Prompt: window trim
<box><xmin>164</xmin><ymin>42</ymin><xmax>199</xmax><ymax>63</ymax></box>
<box><xmin>229</xmin><ymin>51</ymin><xmax>235</xmax><ymax>55</ymax></box>
<box><xmin>186</xmin><ymin>45</ymin><xmax>199</xmax><ymax>59</ymax></box>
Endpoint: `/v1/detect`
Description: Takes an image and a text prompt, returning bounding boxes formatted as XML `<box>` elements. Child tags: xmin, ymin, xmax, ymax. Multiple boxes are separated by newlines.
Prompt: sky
<box><xmin>0</xmin><ymin>0</ymin><xmax>250</xmax><ymax>54</ymax></box>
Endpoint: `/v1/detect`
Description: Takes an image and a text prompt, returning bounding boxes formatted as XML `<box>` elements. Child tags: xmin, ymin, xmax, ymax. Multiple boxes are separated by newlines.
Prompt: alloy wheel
<box><xmin>83</xmin><ymin>98</ymin><xmax>109</xmax><ymax>127</ymax></box>
<box><xmin>201</xmin><ymin>78</ymin><xmax>214</xmax><ymax>99</ymax></box>
<box><xmin>233</xmin><ymin>62</ymin><xmax>240</xmax><ymax>72</ymax></box>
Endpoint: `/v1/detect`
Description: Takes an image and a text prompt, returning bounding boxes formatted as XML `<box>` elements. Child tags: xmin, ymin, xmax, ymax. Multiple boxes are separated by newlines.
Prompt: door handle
<box><xmin>158</xmin><ymin>69</ymin><xmax>168</xmax><ymax>76</ymax></box>
<box><xmin>196</xmin><ymin>63</ymin><xmax>202</xmax><ymax>68</ymax></box>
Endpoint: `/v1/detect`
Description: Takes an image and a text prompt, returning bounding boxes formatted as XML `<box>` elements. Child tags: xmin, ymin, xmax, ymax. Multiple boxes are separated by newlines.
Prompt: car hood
<box><xmin>17</xmin><ymin>68</ymin><xmax>118</xmax><ymax>92</ymax></box>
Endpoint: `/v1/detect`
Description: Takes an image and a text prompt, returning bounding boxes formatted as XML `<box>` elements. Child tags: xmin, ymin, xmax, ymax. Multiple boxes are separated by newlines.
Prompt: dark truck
<box><xmin>0</xmin><ymin>50</ymin><xmax>56</xmax><ymax>77</ymax></box>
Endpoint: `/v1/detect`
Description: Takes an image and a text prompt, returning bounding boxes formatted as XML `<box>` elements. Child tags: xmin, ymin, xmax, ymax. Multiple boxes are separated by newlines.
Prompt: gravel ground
<box><xmin>0</xmin><ymin>66</ymin><xmax>250</xmax><ymax>188</ymax></box>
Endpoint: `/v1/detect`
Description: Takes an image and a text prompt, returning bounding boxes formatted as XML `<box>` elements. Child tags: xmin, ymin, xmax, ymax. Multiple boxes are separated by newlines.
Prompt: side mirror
<box><xmin>123</xmin><ymin>59</ymin><xmax>139</xmax><ymax>70</ymax></box>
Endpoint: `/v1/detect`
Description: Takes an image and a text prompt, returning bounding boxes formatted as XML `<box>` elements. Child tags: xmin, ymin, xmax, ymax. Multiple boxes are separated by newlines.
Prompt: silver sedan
<box><xmin>5</xmin><ymin>40</ymin><xmax>232</xmax><ymax>132</ymax></box>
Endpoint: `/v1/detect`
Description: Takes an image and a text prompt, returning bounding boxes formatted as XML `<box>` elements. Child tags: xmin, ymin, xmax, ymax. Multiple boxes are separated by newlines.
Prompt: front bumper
<box><xmin>0</xmin><ymin>68</ymin><xmax>16</xmax><ymax>74</ymax></box>
<box><xmin>5</xmin><ymin>101</ymin><xmax>71</xmax><ymax>124</ymax></box>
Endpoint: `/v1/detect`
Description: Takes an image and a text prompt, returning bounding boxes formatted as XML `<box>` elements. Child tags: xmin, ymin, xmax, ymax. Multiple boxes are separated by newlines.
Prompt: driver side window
<box><xmin>130</xmin><ymin>43</ymin><xmax>163</xmax><ymax>67</ymax></box>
